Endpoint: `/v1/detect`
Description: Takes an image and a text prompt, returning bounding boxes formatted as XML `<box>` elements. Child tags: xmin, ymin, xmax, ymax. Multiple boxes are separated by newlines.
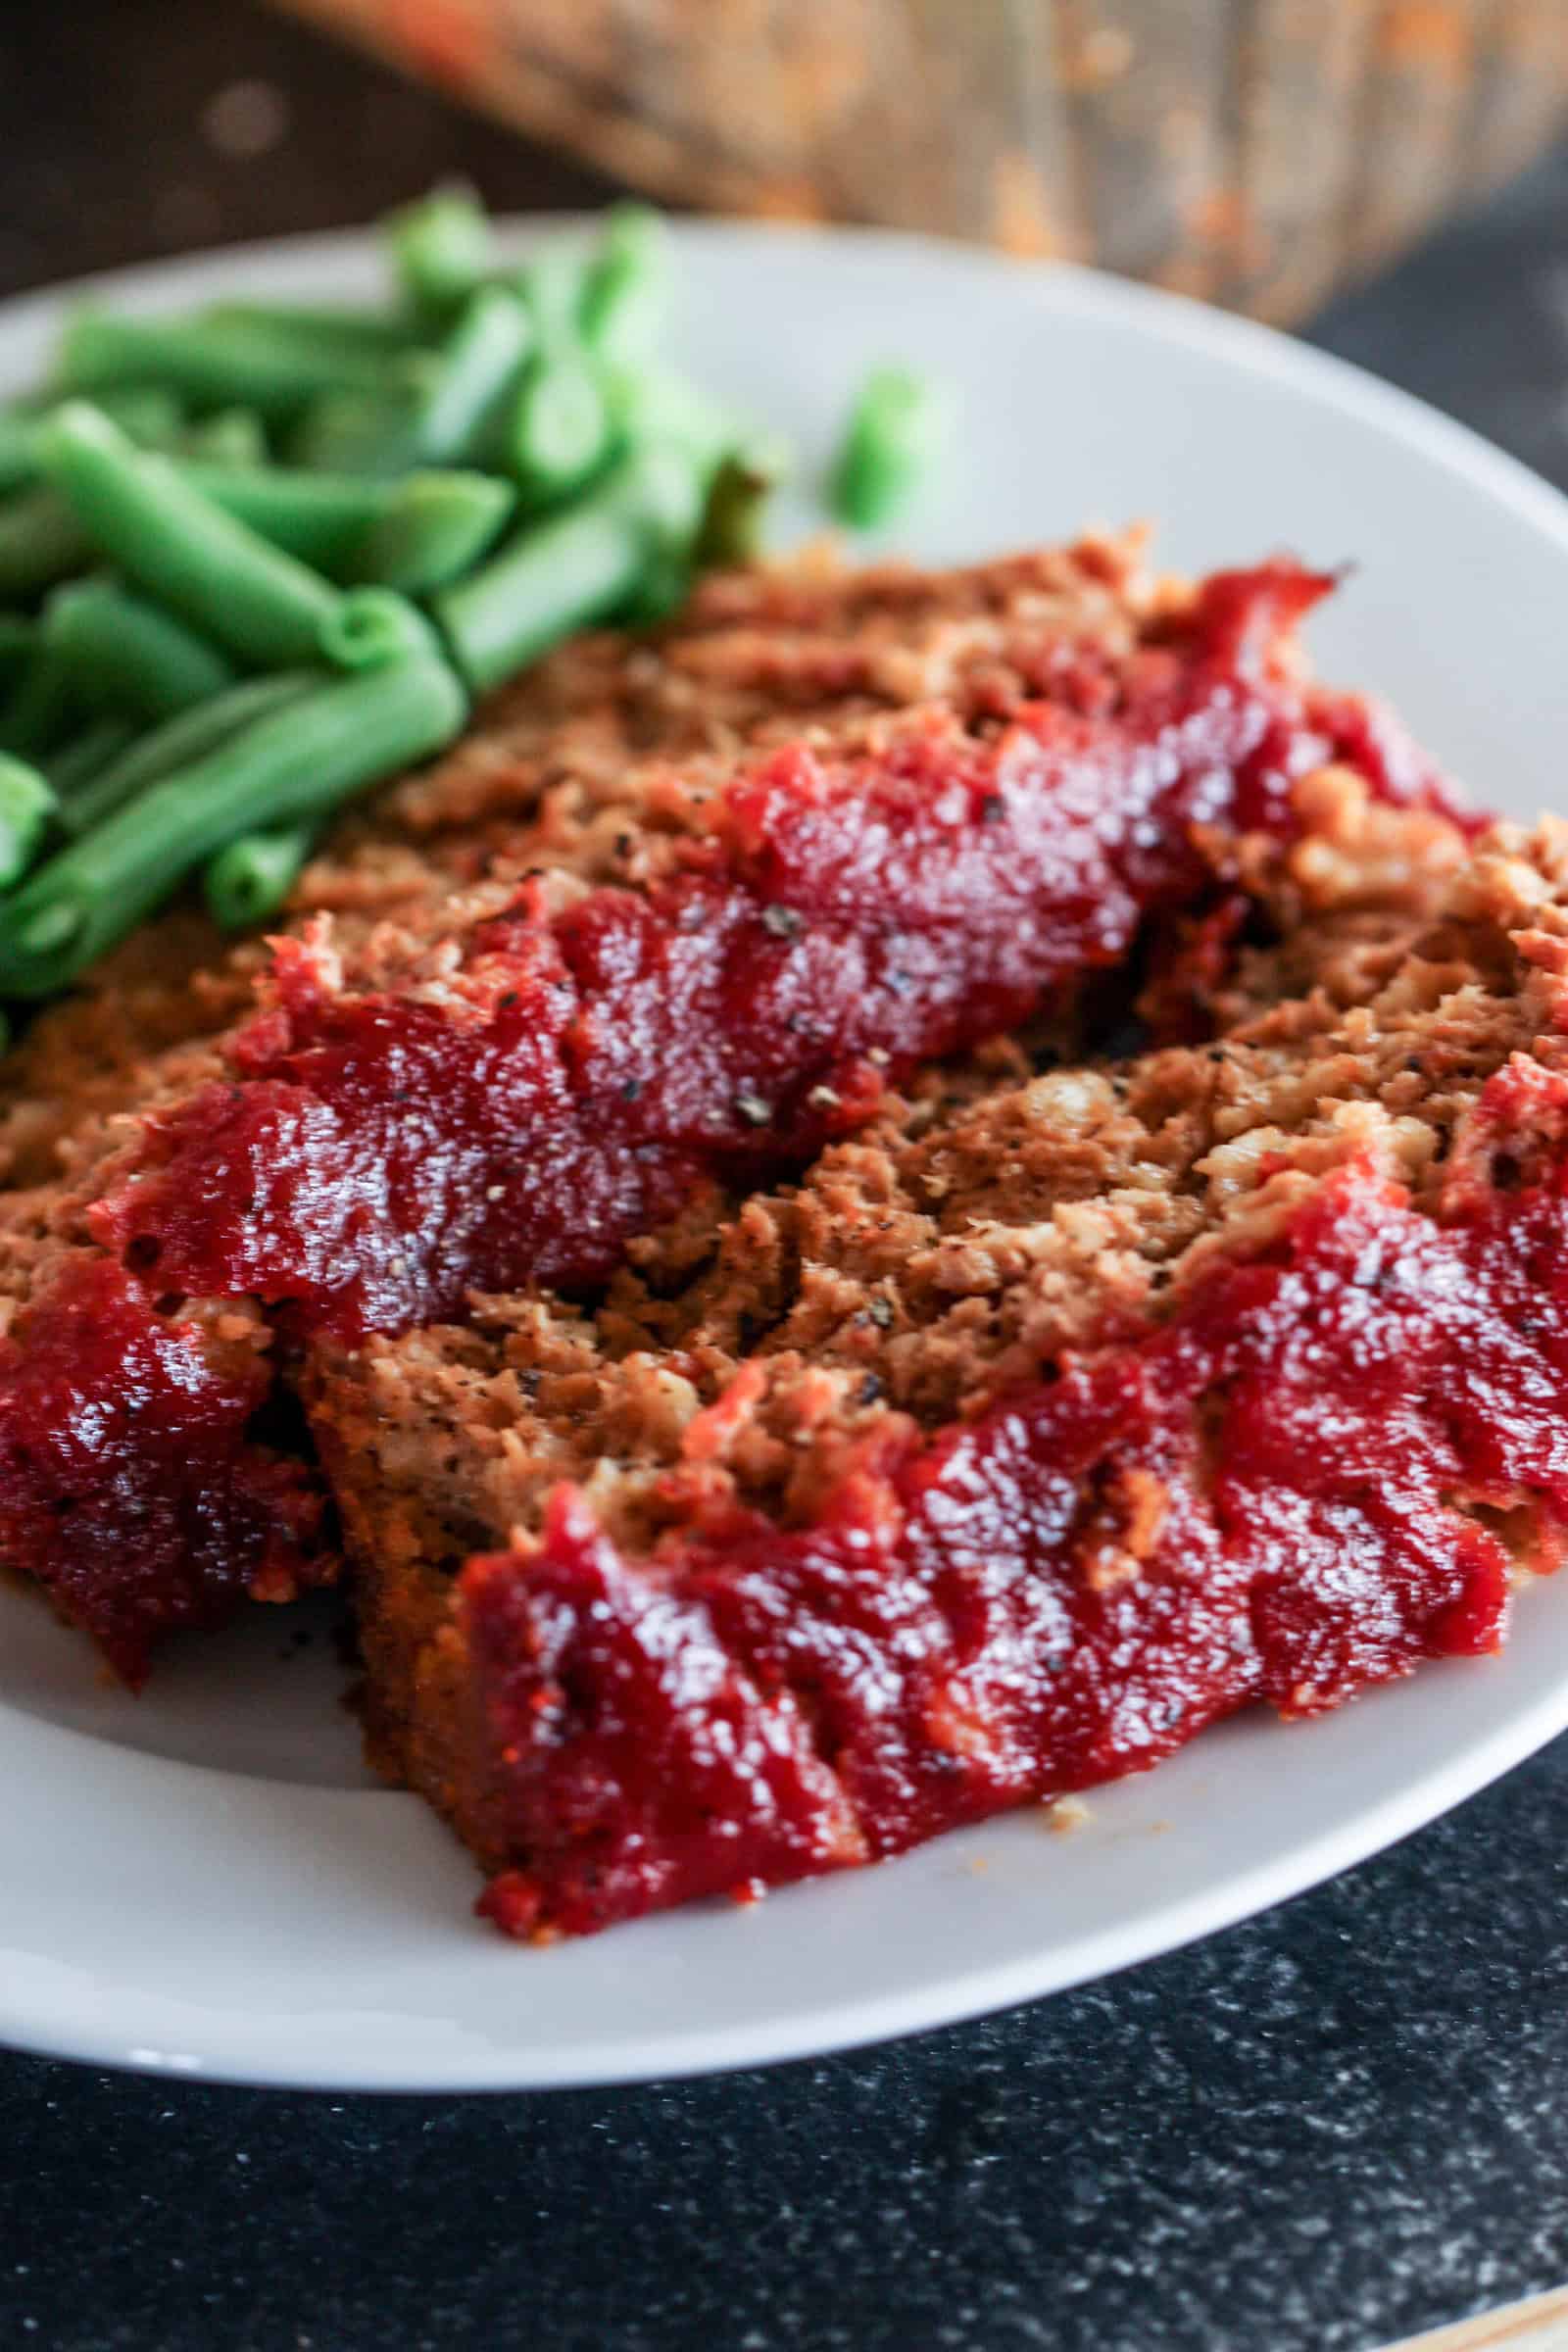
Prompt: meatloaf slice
<box><xmin>305</xmin><ymin>795</ymin><xmax>1545</xmax><ymax>1939</ymax></box>
<box><xmin>0</xmin><ymin>546</ymin><xmax>1465</xmax><ymax>1680</ymax></box>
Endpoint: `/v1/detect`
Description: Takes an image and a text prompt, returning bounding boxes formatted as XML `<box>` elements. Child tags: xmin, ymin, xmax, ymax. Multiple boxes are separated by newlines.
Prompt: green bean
<box><xmin>177</xmin><ymin>407</ymin><xmax>268</xmax><ymax>465</ymax></box>
<box><xmin>38</xmin><ymin>402</ymin><xmax>342</xmax><ymax>667</ymax></box>
<box><xmin>0</xmin><ymin>646</ymin><xmax>74</xmax><ymax>757</ymax></box>
<box><xmin>579</xmin><ymin>204</ymin><xmax>668</xmax><ymax>367</ymax></box>
<box><xmin>828</xmin><ymin>367</ymin><xmax>955</xmax><ymax>530</ymax></box>
<box><xmin>694</xmin><ymin>435</ymin><xmax>789</xmax><ymax>567</ymax></box>
<box><xmin>45</xmin><ymin>716</ymin><xmax>135</xmax><ymax>796</ymax></box>
<box><xmin>177</xmin><ymin>462</ymin><xmax>384</xmax><ymax>569</ymax></box>
<box><xmin>0</xmin><ymin>486</ymin><xmax>94</xmax><ymax>600</ymax></box>
<box><xmin>0</xmin><ymin>754</ymin><xmax>58</xmax><ymax>888</ymax></box>
<box><xmin>507</xmin><ymin>355</ymin><xmax>610</xmax><ymax>501</ymax></box>
<box><xmin>61</xmin><ymin>669</ymin><xmax>317</xmax><ymax>835</ymax></box>
<box><xmin>0</xmin><ymin>384</ymin><xmax>184</xmax><ymax>498</ymax></box>
<box><xmin>411</xmin><ymin>285</ymin><xmax>533</xmax><ymax>467</ymax></box>
<box><xmin>433</xmin><ymin>444</ymin><xmax>703</xmax><ymax>695</ymax></box>
<box><xmin>317</xmin><ymin>589</ymin><xmax>441</xmax><ymax>670</ymax></box>
<box><xmin>339</xmin><ymin>472</ymin><xmax>514</xmax><ymax>591</ymax></box>
<box><xmin>178</xmin><ymin>461</ymin><xmax>512</xmax><ymax>589</ymax></box>
<box><xmin>0</xmin><ymin>653</ymin><xmax>467</xmax><ymax>995</ymax></box>
<box><xmin>605</xmin><ymin>363</ymin><xmax>736</xmax><ymax>470</ymax></box>
<box><xmin>44</xmin><ymin>577</ymin><xmax>235</xmax><ymax>719</ymax></box>
<box><xmin>0</xmin><ymin>616</ymin><xmax>37</xmax><ymax>683</ymax></box>
<box><xmin>204</xmin><ymin>301</ymin><xmax>418</xmax><ymax>358</ymax></box>
<box><xmin>57</xmin><ymin>308</ymin><xmax>390</xmax><ymax>423</ymax></box>
<box><xmin>286</xmin><ymin>375</ymin><xmax>430</xmax><ymax>476</ymax></box>
<box><xmin>204</xmin><ymin>823</ymin><xmax>314</xmax><ymax>931</ymax></box>
<box><xmin>517</xmin><ymin>247</ymin><xmax>587</xmax><ymax>343</ymax></box>
<box><xmin>389</xmin><ymin>186</ymin><xmax>497</xmax><ymax>320</ymax></box>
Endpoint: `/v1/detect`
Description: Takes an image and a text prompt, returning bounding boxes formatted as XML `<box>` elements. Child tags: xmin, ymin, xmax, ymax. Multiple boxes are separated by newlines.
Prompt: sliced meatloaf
<box><xmin>0</xmin><ymin>542</ymin><xmax>1467</xmax><ymax>1680</ymax></box>
<box><xmin>308</xmin><ymin>819</ymin><xmax>1568</xmax><ymax>1937</ymax></box>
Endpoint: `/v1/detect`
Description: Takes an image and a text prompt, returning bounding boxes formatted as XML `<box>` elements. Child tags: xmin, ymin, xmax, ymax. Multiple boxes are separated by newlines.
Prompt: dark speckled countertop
<box><xmin>4</xmin><ymin>7</ymin><xmax>1568</xmax><ymax>2348</ymax></box>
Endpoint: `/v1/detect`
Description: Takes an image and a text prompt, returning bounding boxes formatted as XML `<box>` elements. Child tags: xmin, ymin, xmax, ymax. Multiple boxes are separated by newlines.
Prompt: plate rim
<box><xmin>4</xmin><ymin>214</ymin><xmax>1568</xmax><ymax>2093</ymax></box>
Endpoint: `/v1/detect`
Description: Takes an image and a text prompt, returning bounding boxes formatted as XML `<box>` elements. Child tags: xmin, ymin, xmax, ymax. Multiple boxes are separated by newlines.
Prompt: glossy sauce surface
<box><xmin>96</xmin><ymin>565</ymin><xmax>1434</xmax><ymax>1342</ymax></box>
<box><xmin>471</xmin><ymin>1150</ymin><xmax>1561</xmax><ymax>1938</ymax></box>
<box><xmin>0</xmin><ymin>565</ymin><xmax>1462</xmax><ymax>1674</ymax></box>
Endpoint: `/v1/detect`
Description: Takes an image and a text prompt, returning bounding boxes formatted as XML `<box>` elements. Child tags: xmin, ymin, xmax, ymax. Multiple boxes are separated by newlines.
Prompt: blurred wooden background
<box><xmin>275</xmin><ymin>0</ymin><xmax>1568</xmax><ymax>318</ymax></box>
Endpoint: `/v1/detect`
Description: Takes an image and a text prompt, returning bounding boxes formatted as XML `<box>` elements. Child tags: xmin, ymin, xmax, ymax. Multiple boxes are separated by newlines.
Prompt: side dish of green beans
<box><xmin>0</xmin><ymin>186</ymin><xmax>951</xmax><ymax>1022</ymax></box>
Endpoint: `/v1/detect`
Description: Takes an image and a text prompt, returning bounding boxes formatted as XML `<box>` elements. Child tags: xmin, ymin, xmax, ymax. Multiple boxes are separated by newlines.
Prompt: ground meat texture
<box><xmin>0</xmin><ymin>543</ymin><xmax>1471</xmax><ymax>1688</ymax></box>
<box><xmin>309</xmin><ymin>816</ymin><xmax>1559</xmax><ymax>1939</ymax></box>
<box><xmin>92</xmin><ymin>562</ymin><xmax>1455</xmax><ymax>1342</ymax></box>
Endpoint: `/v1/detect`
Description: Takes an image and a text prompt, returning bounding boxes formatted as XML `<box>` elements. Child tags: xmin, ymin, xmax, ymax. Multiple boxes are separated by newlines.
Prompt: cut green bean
<box><xmin>0</xmin><ymin>653</ymin><xmax>467</xmax><ymax>995</ymax></box>
<box><xmin>61</xmin><ymin>669</ymin><xmax>318</xmax><ymax>836</ymax></box>
<box><xmin>318</xmin><ymin>589</ymin><xmax>441</xmax><ymax>670</ymax></box>
<box><xmin>44</xmin><ymin>577</ymin><xmax>235</xmax><ymax>719</ymax></box>
<box><xmin>605</xmin><ymin>363</ymin><xmax>737</xmax><ymax>470</ymax></box>
<box><xmin>45</xmin><ymin>715</ymin><xmax>136</xmax><ymax>796</ymax></box>
<box><xmin>828</xmin><ymin>367</ymin><xmax>955</xmax><ymax>531</ymax></box>
<box><xmin>204</xmin><ymin>823</ymin><xmax>314</xmax><ymax>931</ymax></box>
<box><xmin>340</xmin><ymin>470</ymin><xmax>513</xmax><ymax>592</ymax></box>
<box><xmin>178</xmin><ymin>407</ymin><xmax>269</xmax><ymax>466</ymax></box>
<box><xmin>0</xmin><ymin>616</ymin><xmax>37</xmax><ymax>682</ymax></box>
<box><xmin>179</xmin><ymin>460</ymin><xmax>513</xmax><ymax>589</ymax></box>
<box><xmin>57</xmin><ymin>308</ymin><xmax>391</xmax><ymax>423</ymax></box>
<box><xmin>433</xmin><ymin>444</ymin><xmax>703</xmax><ymax>694</ymax></box>
<box><xmin>580</xmin><ymin>204</ymin><xmax>668</xmax><ymax>368</ymax></box>
<box><xmin>694</xmin><ymin>435</ymin><xmax>790</xmax><ymax>567</ymax></box>
<box><xmin>0</xmin><ymin>485</ymin><xmax>94</xmax><ymax>600</ymax></box>
<box><xmin>0</xmin><ymin>384</ymin><xmax>184</xmax><ymax>498</ymax></box>
<box><xmin>507</xmin><ymin>356</ymin><xmax>610</xmax><ymax>501</ymax></box>
<box><xmin>517</xmin><ymin>247</ymin><xmax>587</xmax><ymax>343</ymax></box>
<box><xmin>38</xmin><ymin>402</ymin><xmax>343</xmax><ymax>666</ymax></box>
<box><xmin>204</xmin><ymin>301</ymin><xmax>419</xmax><ymax>358</ymax></box>
<box><xmin>0</xmin><ymin>754</ymin><xmax>58</xmax><ymax>889</ymax></box>
<box><xmin>388</xmin><ymin>186</ymin><xmax>496</xmax><ymax>321</ymax></box>
<box><xmin>412</xmin><ymin>285</ymin><xmax>533</xmax><ymax>467</ymax></box>
<box><xmin>286</xmin><ymin>373</ymin><xmax>431</xmax><ymax>476</ymax></box>
<box><xmin>0</xmin><ymin>646</ymin><xmax>74</xmax><ymax>757</ymax></box>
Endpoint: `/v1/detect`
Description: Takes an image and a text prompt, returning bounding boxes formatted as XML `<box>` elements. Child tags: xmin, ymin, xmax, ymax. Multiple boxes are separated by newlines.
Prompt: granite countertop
<box><xmin>4</xmin><ymin>6</ymin><xmax>1568</xmax><ymax>2348</ymax></box>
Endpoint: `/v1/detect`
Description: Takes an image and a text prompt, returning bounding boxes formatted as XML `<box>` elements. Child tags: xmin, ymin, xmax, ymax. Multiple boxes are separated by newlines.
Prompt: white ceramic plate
<box><xmin>3</xmin><ymin>220</ymin><xmax>1568</xmax><ymax>2093</ymax></box>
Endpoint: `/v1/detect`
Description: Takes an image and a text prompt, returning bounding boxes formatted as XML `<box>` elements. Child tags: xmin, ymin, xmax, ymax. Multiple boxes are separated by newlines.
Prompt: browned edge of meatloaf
<box><xmin>304</xmin><ymin>777</ymin><xmax>1502</xmax><ymax>1872</ymax></box>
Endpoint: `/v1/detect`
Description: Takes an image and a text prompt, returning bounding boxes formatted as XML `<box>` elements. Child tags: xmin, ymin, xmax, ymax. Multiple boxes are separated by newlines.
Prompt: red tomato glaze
<box><xmin>469</xmin><ymin>1153</ymin><xmax>1560</xmax><ymax>1938</ymax></box>
<box><xmin>92</xmin><ymin>564</ymin><xmax>1456</xmax><ymax>1343</ymax></box>
<box><xmin>0</xmin><ymin>564</ymin><xmax>1466</xmax><ymax>1672</ymax></box>
<box><xmin>0</xmin><ymin>1262</ymin><xmax>322</xmax><ymax>1680</ymax></box>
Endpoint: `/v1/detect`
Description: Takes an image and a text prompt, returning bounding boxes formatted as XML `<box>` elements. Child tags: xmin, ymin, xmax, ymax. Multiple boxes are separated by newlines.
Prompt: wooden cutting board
<box><xmin>1384</xmin><ymin>2287</ymin><xmax>1568</xmax><ymax>2349</ymax></box>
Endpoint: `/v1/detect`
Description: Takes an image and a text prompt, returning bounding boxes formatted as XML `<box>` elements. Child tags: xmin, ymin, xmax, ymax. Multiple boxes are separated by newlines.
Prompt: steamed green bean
<box><xmin>388</xmin><ymin>186</ymin><xmax>496</xmax><ymax>321</ymax></box>
<box><xmin>0</xmin><ymin>754</ymin><xmax>57</xmax><ymax>888</ymax></box>
<box><xmin>0</xmin><ymin>653</ymin><xmax>467</xmax><ymax>995</ymax></box>
<box><xmin>0</xmin><ymin>486</ymin><xmax>94</xmax><ymax>600</ymax></box>
<box><xmin>45</xmin><ymin>577</ymin><xmax>235</xmax><ymax>719</ymax></box>
<box><xmin>507</xmin><ymin>356</ymin><xmax>609</xmax><ymax>501</ymax></box>
<box><xmin>205</xmin><ymin>300</ymin><xmax>420</xmax><ymax>358</ymax></box>
<box><xmin>433</xmin><ymin>444</ymin><xmax>702</xmax><ymax>694</ymax></box>
<box><xmin>180</xmin><ymin>460</ymin><xmax>513</xmax><ymax>589</ymax></box>
<box><xmin>177</xmin><ymin>406</ymin><xmax>269</xmax><ymax>465</ymax></box>
<box><xmin>38</xmin><ymin>402</ymin><xmax>342</xmax><ymax>666</ymax></box>
<box><xmin>695</xmin><ymin>436</ymin><xmax>790</xmax><ymax>566</ymax></box>
<box><xmin>829</xmin><ymin>367</ymin><xmax>954</xmax><ymax>530</ymax></box>
<box><xmin>58</xmin><ymin>308</ymin><xmax>391</xmax><ymax>423</ymax></box>
<box><xmin>204</xmin><ymin>822</ymin><xmax>314</xmax><ymax>931</ymax></box>
<box><xmin>45</xmin><ymin>715</ymin><xmax>135</xmax><ymax>796</ymax></box>
<box><xmin>580</xmin><ymin>204</ymin><xmax>668</xmax><ymax>368</ymax></box>
<box><xmin>0</xmin><ymin>646</ymin><xmax>74</xmax><ymax>757</ymax></box>
<box><xmin>412</xmin><ymin>285</ymin><xmax>533</xmax><ymax>467</ymax></box>
<box><xmin>61</xmin><ymin>668</ymin><xmax>318</xmax><ymax>835</ymax></box>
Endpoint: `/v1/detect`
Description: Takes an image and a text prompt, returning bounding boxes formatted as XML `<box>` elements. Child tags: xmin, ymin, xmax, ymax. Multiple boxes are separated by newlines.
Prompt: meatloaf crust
<box><xmin>0</xmin><ymin>540</ymin><xmax>1465</xmax><ymax>1679</ymax></box>
<box><xmin>306</xmin><ymin>801</ymin><xmax>1560</xmax><ymax>1939</ymax></box>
